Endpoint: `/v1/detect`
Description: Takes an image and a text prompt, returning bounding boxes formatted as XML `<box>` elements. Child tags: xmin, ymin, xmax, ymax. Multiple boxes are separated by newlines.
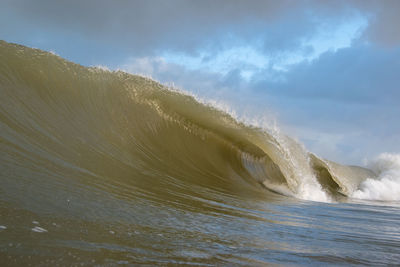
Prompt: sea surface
<box><xmin>1</xmin><ymin>40</ymin><xmax>400</xmax><ymax>266</ymax></box>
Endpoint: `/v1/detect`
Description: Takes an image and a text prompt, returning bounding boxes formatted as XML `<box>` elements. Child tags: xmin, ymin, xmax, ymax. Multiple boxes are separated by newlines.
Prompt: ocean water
<box><xmin>1</xmin><ymin>40</ymin><xmax>399</xmax><ymax>266</ymax></box>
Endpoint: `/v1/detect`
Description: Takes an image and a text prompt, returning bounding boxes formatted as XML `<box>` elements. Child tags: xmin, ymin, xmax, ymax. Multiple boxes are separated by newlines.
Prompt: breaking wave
<box><xmin>0</xmin><ymin>40</ymin><xmax>395</xmax><ymax>204</ymax></box>
<box><xmin>351</xmin><ymin>153</ymin><xmax>400</xmax><ymax>201</ymax></box>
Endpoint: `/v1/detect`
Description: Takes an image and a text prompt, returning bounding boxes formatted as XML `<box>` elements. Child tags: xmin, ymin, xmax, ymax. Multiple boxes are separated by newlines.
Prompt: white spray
<box><xmin>352</xmin><ymin>153</ymin><xmax>400</xmax><ymax>201</ymax></box>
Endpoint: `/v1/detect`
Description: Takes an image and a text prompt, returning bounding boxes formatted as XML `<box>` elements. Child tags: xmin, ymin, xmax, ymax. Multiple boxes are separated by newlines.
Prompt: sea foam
<box><xmin>352</xmin><ymin>153</ymin><xmax>400</xmax><ymax>201</ymax></box>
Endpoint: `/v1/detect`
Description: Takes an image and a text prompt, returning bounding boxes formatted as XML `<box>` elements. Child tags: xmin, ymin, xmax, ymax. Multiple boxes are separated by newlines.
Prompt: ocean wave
<box><xmin>0</xmin><ymin>40</ymin><xmax>395</xmax><ymax>203</ymax></box>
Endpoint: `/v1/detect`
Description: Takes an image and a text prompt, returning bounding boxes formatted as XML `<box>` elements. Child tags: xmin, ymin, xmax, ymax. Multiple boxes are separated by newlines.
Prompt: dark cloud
<box><xmin>1</xmin><ymin>0</ymin><xmax>304</xmax><ymax>55</ymax></box>
<box><xmin>354</xmin><ymin>0</ymin><xmax>400</xmax><ymax>46</ymax></box>
<box><xmin>256</xmin><ymin>45</ymin><xmax>400</xmax><ymax>104</ymax></box>
<box><xmin>6</xmin><ymin>0</ymin><xmax>399</xmax><ymax>57</ymax></box>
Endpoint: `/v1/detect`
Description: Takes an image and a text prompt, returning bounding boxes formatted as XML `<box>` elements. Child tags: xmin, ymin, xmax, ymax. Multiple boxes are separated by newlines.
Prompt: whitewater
<box><xmin>1</xmin><ymin>40</ymin><xmax>400</xmax><ymax>265</ymax></box>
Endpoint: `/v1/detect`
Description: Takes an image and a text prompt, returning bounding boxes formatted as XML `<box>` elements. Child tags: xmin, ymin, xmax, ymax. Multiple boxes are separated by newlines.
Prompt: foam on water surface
<box><xmin>32</xmin><ymin>226</ymin><xmax>48</xmax><ymax>233</ymax></box>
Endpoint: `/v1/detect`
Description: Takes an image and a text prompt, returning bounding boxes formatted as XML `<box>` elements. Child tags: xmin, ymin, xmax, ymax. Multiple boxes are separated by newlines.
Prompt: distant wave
<box><xmin>1</xmin><ymin>40</ymin><xmax>396</xmax><ymax>204</ymax></box>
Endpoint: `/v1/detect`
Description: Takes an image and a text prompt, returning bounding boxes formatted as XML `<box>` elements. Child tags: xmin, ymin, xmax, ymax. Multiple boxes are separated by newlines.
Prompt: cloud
<box><xmin>4</xmin><ymin>0</ymin><xmax>398</xmax><ymax>58</ymax></box>
<box><xmin>256</xmin><ymin>45</ymin><xmax>400</xmax><ymax>104</ymax></box>
<box><xmin>1</xmin><ymin>0</ymin><xmax>303</xmax><ymax>55</ymax></box>
<box><xmin>354</xmin><ymin>0</ymin><xmax>400</xmax><ymax>46</ymax></box>
<box><xmin>120</xmin><ymin>56</ymin><xmax>243</xmax><ymax>100</ymax></box>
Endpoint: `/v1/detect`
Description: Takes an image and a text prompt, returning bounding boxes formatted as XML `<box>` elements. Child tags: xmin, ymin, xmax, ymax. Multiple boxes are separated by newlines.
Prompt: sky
<box><xmin>1</xmin><ymin>0</ymin><xmax>400</xmax><ymax>165</ymax></box>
